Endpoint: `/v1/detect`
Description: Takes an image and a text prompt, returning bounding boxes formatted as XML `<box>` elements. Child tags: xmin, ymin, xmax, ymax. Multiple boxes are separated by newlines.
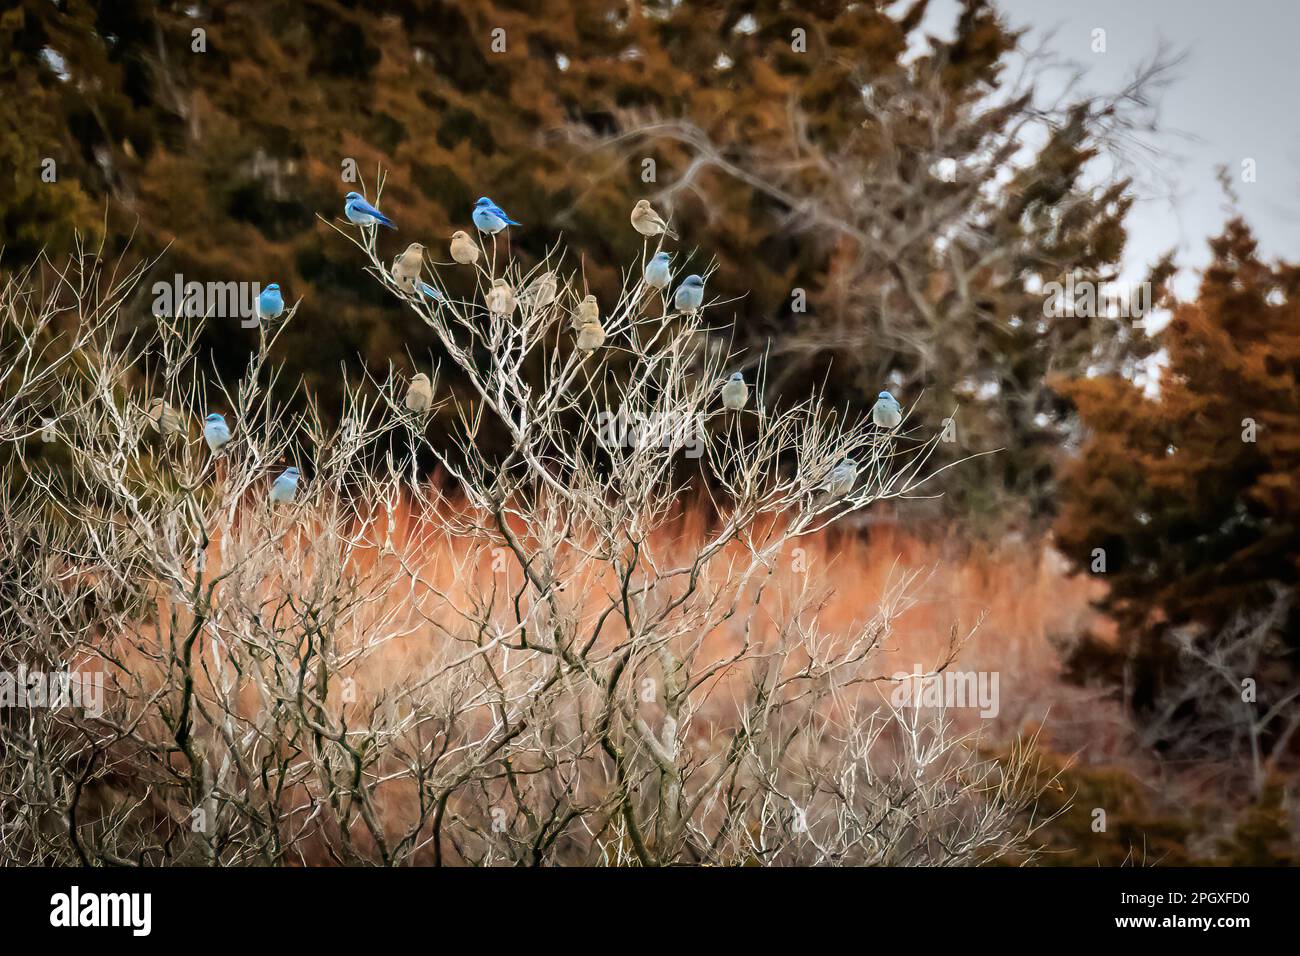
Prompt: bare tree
<box><xmin>1142</xmin><ymin>589</ymin><xmax>1300</xmax><ymax>797</ymax></box>
<box><xmin>559</xmin><ymin>36</ymin><xmax>1183</xmax><ymax>521</ymax></box>
<box><xmin>0</xmin><ymin>227</ymin><xmax>1058</xmax><ymax>866</ymax></box>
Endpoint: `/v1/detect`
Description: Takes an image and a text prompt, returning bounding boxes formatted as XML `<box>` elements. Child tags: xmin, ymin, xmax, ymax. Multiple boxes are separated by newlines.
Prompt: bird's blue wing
<box><xmin>489</xmin><ymin>203</ymin><xmax>521</xmax><ymax>226</ymax></box>
<box><xmin>351</xmin><ymin>196</ymin><xmax>395</xmax><ymax>226</ymax></box>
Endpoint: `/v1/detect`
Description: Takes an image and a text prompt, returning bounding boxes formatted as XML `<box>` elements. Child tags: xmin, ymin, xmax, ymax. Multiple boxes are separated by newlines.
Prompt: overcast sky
<box><xmin>921</xmin><ymin>0</ymin><xmax>1300</xmax><ymax>296</ymax></box>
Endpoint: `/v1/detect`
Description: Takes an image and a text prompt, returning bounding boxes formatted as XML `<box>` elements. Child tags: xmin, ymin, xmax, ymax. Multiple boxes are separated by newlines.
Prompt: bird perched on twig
<box><xmin>645</xmin><ymin>252</ymin><xmax>673</xmax><ymax>290</ymax></box>
<box><xmin>344</xmin><ymin>192</ymin><xmax>395</xmax><ymax>229</ymax></box>
<box><xmin>823</xmin><ymin>457</ymin><xmax>858</xmax><ymax>502</ymax></box>
<box><xmin>391</xmin><ymin>243</ymin><xmax>425</xmax><ymax>294</ymax></box>
<box><xmin>257</xmin><ymin>283</ymin><xmax>284</xmax><ymax>322</ymax></box>
<box><xmin>486</xmin><ymin>279</ymin><xmax>517</xmax><ymax>319</ymax></box>
<box><xmin>146</xmin><ymin>398</ymin><xmax>185</xmax><ymax>438</ymax></box>
<box><xmin>269</xmin><ymin>467</ymin><xmax>300</xmax><ymax>505</ymax></box>
<box><xmin>631</xmin><ymin>199</ymin><xmax>678</xmax><ymax>240</ymax></box>
<box><xmin>576</xmin><ymin>320</ymin><xmax>606</xmax><ymax>353</ymax></box>
<box><xmin>527</xmin><ymin>271</ymin><xmax>558</xmax><ymax>309</ymax></box>
<box><xmin>674</xmin><ymin>275</ymin><xmax>705</xmax><ymax>313</ymax></box>
<box><xmin>721</xmin><ymin>372</ymin><xmax>748</xmax><ymax>411</ymax></box>
<box><xmin>472</xmin><ymin>197</ymin><xmax>520</xmax><ymax>235</ymax></box>
<box><xmin>204</xmin><ymin>413</ymin><xmax>232</xmax><ymax>455</ymax></box>
<box><xmin>450</xmin><ymin>230</ymin><xmax>480</xmax><ymax>265</ymax></box>
<box><xmin>404</xmin><ymin>372</ymin><xmax>434</xmax><ymax>414</ymax></box>
<box><xmin>573</xmin><ymin>294</ymin><xmax>599</xmax><ymax>331</ymax></box>
<box><xmin>872</xmin><ymin>391</ymin><xmax>903</xmax><ymax>429</ymax></box>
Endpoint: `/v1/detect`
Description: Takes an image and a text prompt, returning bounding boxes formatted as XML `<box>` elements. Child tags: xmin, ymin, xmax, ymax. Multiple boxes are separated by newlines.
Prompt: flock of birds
<box><xmin>161</xmin><ymin>191</ymin><xmax>905</xmax><ymax>507</ymax></box>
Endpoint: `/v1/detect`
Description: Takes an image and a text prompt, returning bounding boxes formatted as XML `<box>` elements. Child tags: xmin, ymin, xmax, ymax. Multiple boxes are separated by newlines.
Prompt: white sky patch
<box><xmin>40</xmin><ymin>47</ymin><xmax>71</xmax><ymax>81</ymax></box>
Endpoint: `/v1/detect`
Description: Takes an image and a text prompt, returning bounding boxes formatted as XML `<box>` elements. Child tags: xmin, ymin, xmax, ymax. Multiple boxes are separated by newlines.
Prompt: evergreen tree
<box><xmin>2</xmin><ymin>0</ymin><xmax>1151</xmax><ymax>521</ymax></box>
<box><xmin>1056</xmin><ymin>219</ymin><xmax>1300</xmax><ymax>759</ymax></box>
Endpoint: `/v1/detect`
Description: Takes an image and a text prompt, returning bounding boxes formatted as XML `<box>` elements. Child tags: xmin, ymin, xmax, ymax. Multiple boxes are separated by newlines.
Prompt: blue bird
<box><xmin>872</xmin><ymin>391</ymin><xmax>903</xmax><ymax>429</ymax></box>
<box><xmin>673</xmin><ymin>274</ymin><xmax>705</xmax><ymax>313</ymax></box>
<box><xmin>257</xmin><ymin>283</ymin><xmax>284</xmax><ymax>322</ymax></box>
<box><xmin>472</xmin><ymin>197</ymin><xmax>520</xmax><ymax>235</ymax></box>
<box><xmin>645</xmin><ymin>252</ymin><xmax>673</xmax><ymax>290</ymax></box>
<box><xmin>269</xmin><ymin>466</ymin><xmax>300</xmax><ymax>505</ymax></box>
<box><xmin>204</xmin><ymin>413</ymin><xmax>232</xmax><ymax>455</ymax></box>
<box><xmin>344</xmin><ymin>192</ymin><xmax>395</xmax><ymax>229</ymax></box>
<box><xmin>417</xmin><ymin>282</ymin><xmax>444</xmax><ymax>303</ymax></box>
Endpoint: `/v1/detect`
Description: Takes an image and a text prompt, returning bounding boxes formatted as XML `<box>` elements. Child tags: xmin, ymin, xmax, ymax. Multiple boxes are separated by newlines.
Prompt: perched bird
<box><xmin>404</xmin><ymin>372</ymin><xmax>434</xmax><ymax>414</ymax></box>
<box><xmin>472</xmin><ymin>197</ymin><xmax>520</xmax><ymax>235</ymax></box>
<box><xmin>825</xmin><ymin>457</ymin><xmax>858</xmax><ymax>500</ymax></box>
<box><xmin>269</xmin><ymin>467</ymin><xmax>300</xmax><ymax>505</ymax></box>
<box><xmin>450</xmin><ymin>230</ymin><xmax>480</xmax><ymax>265</ymax></box>
<box><xmin>644</xmin><ymin>251</ymin><xmax>673</xmax><ymax>290</ymax></box>
<box><xmin>417</xmin><ymin>282</ymin><xmax>444</xmax><ymax>303</ymax></box>
<box><xmin>204</xmin><ymin>413</ymin><xmax>232</xmax><ymax>455</ymax></box>
<box><xmin>391</xmin><ymin>243</ymin><xmax>425</xmax><ymax>294</ymax></box>
<box><xmin>528</xmin><ymin>271</ymin><xmax>558</xmax><ymax>309</ymax></box>
<box><xmin>576</xmin><ymin>321</ymin><xmax>606</xmax><ymax>352</ymax></box>
<box><xmin>630</xmin><ymin>199</ymin><xmax>678</xmax><ymax>240</ymax></box>
<box><xmin>872</xmin><ymin>391</ymin><xmax>903</xmax><ymax>429</ymax></box>
<box><xmin>486</xmin><ymin>279</ymin><xmax>516</xmax><ymax>318</ymax></box>
<box><xmin>721</xmin><ymin>372</ymin><xmax>748</xmax><ymax>411</ymax></box>
<box><xmin>147</xmin><ymin>398</ymin><xmax>184</xmax><ymax>437</ymax></box>
<box><xmin>573</xmin><ymin>294</ymin><xmax>599</xmax><ymax>331</ymax></box>
<box><xmin>673</xmin><ymin>274</ymin><xmax>705</xmax><ymax>313</ymax></box>
<box><xmin>257</xmin><ymin>283</ymin><xmax>284</xmax><ymax>322</ymax></box>
<box><xmin>344</xmin><ymin>192</ymin><xmax>395</xmax><ymax>229</ymax></box>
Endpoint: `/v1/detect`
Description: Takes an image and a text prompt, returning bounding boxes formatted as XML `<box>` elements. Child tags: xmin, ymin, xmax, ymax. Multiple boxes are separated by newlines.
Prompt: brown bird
<box><xmin>486</xmin><ymin>279</ymin><xmax>516</xmax><ymax>319</ymax></box>
<box><xmin>630</xmin><ymin>199</ymin><xmax>678</xmax><ymax>240</ymax></box>
<box><xmin>450</xmin><ymin>230</ymin><xmax>480</xmax><ymax>265</ymax></box>
<box><xmin>392</xmin><ymin>242</ymin><xmax>425</xmax><ymax>294</ymax></box>
<box><xmin>404</xmin><ymin>372</ymin><xmax>434</xmax><ymax>414</ymax></box>
<box><xmin>146</xmin><ymin>398</ymin><xmax>185</xmax><ymax>438</ymax></box>
<box><xmin>573</xmin><ymin>293</ymin><xmax>599</xmax><ymax>331</ymax></box>
<box><xmin>527</xmin><ymin>271</ymin><xmax>558</xmax><ymax>310</ymax></box>
<box><xmin>576</xmin><ymin>320</ymin><xmax>606</xmax><ymax>352</ymax></box>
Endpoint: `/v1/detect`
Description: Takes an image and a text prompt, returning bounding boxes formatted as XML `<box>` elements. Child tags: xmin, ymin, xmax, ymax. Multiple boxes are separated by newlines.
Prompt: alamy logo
<box><xmin>49</xmin><ymin>886</ymin><xmax>151</xmax><ymax>936</ymax></box>
<box><xmin>1041</xmin><ymin>275</ymin><xmax>1150</xmax><ymax>319</ymax></box>
<box><xmin>0</xmin><ymin>667</ymin><xmax>104</xmax><ymax>718</ymax></box>
<box><xmin>596</xmin><ymin>409</ymin><xmax>706</xmax><ymax>459</ymax></box>
<box><xmin>152</xmin><ymin>274</ymin><xmax>267</xmax><ymax>327</ymax></box>
<box><xmin>890</xmin><ymin>664</ymin><xmax>1000</xmax><ymax>718</ymax></box>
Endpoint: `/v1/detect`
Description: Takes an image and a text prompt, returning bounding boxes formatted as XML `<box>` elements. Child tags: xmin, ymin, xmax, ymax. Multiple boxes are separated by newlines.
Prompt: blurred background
<box><xmin>2</xmin><ymin>0</ymin><xmax>1296</xmax><ymax>862</ymax></box>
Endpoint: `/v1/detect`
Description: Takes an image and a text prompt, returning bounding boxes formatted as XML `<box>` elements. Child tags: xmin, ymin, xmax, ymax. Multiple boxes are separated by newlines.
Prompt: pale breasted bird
<box><xmin>528</xmin><ymin>271</ymin><xmax>558</xmax><ymax>309</ymax></box>
<box><xmin>404</xmin><ymin>372</ymin><xmax>434</xmax><ymax>414</ymax></box>
<box><xmin>644</xmin><ymin>251</ymin><xmax>672</xmax><ymax>290</ymax></box>
<box><xmin>573</xmin><ymin>293</ymin><xmax>599</xmax><ymax>331</ymax></box>
<box><xmin>392</xmin><ymin>242</ymin><xmax>425</xmax><ymax>294</ymax></box>
<box><xmin>825</xmin><ymin>457</ymin><xmax>858</xmax><ymax>499</ymax></box>
<box><xmin>576</xmin><ymin>321</ymin><xmax>606</xmax><ymax>352</ymax></box>
<box><xmin>630</xmin><ymin>199</ymin><xmax>678</xmax><ymax>240</ymax></box>
<box><xmin>673</xmin><ymin>275</ymin><xmax>705</xmax><ymax>313</ymax></box>
<box><xmin>147</xmin><ymin>398</ymin><xmax>185</xmax><ymax>437</ymax></box>
<box><xmin>872</xmin><ymin>391</ymin><xmax>903</xmax><ymax>429</ymax></box>
<box><xmin>721</xmin><ymin>372</ymin><xmax>748</xmax><ymax>411</ymax></box>
<box><xmin>269</xmin><ymin>467</ymin><xmax>300</xmax><ymax>505</ymax></box>
<box><xmin>450</xmin><ymin>230</ymin><xmax>480</xmax><ymax>265</ymax></box>
<box><xmin>204</xmin><ymin>413</ymin><xmax>232</xmax><ymax>455</ymax></box>
<box><xmin>486</xmin><ymin>279</ymin><xmax>517</xmax><ymax>319</ymax></box>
